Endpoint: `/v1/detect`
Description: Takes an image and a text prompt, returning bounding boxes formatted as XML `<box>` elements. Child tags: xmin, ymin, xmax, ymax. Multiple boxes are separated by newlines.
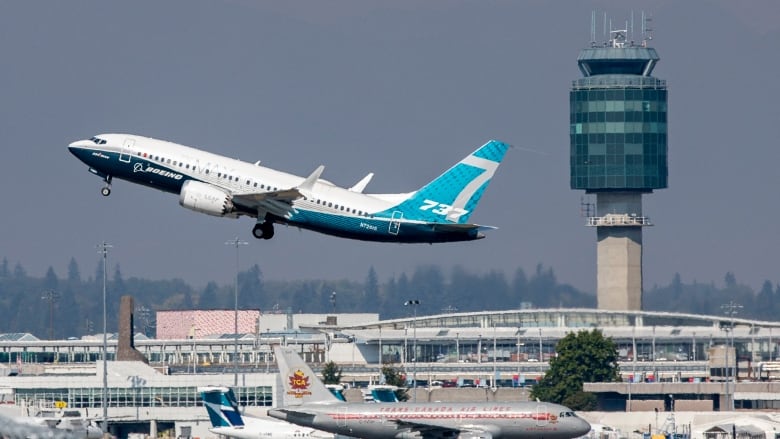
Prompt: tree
<box><xmin>364</xmin><ymin>266</ymin><xmax>379</xmax><ymax>305</ymax></box>
<box><xmin>321</xmin><ymin>361</ymin><xmax>343</xmax><ymax>385</ymax></box>
<box><xmin>530</xmin><ymin>329</ymin><xmax>619</xmax><ymax>410</ymax></box>
<box><xmin>381</xmin><ymin>365</ymin><xmax>409</xmax><ymax>402</ymax></box>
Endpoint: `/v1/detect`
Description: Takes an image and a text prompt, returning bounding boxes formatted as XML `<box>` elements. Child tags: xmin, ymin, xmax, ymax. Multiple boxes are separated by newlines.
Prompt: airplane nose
<box><xmin>69</xmin><ymin>140</ymin><xmax>90</xmax><ymax>149</ymax></box>
<box><xmin>574</xmin><ymin>418</ymin><xmax>592</xmax><ymax>437</ymax></box>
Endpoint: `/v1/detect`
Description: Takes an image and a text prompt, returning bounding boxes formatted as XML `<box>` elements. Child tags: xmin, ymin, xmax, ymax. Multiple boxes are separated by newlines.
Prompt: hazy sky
<box><xmin>1</xmin><ymin>1</ymin><xmax>779</xmax><ymax>297</ymax></box>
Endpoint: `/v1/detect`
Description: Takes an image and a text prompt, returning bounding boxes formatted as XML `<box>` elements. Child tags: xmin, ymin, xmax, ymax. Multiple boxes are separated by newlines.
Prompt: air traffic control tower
<box><xmin>570</xmin><ymin>25</ymin><xmax>667</xmax><ymax>310</ymax></box>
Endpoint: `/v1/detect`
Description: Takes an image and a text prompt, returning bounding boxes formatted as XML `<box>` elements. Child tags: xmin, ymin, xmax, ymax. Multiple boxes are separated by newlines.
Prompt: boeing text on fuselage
<box><xmin>68</xmin><ymin>134</ymin><xmax>510</xmax><ymax>243</ymax></box>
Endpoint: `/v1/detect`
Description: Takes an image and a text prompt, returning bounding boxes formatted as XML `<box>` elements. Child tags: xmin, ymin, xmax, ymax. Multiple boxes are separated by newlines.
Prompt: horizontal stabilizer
<box><xmin>431</xmin><ymin>223</ymin><xmax>497</xmax><ymax>232</ymax></box>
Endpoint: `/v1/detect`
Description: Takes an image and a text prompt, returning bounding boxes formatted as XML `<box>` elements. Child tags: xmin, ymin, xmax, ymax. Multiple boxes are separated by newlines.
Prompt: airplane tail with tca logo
<box><xmin>274</xmin><ymin>345</ymin><xmax>343</xmax><ymax>407</ymax></box>
<box><xmin>378</xmin><ymin>140</ymin><xmax>510</xmax><ymax>224</ymax></box>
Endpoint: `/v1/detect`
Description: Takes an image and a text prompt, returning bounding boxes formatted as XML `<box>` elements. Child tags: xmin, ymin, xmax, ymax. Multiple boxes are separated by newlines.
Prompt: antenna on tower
<box><xmin>644</xmin><ymin>12</ymin><xmax>654</xmax><ymax>43</ymax></box>
<box><xmin>631</xmin><ymin>10</ymin><xmax>635</xmax><ymax>43</ymax></box>
<box><xmin>591</xmin><ymin>11</ymin><xmax>596</xmax><ymax>46</ymax></box>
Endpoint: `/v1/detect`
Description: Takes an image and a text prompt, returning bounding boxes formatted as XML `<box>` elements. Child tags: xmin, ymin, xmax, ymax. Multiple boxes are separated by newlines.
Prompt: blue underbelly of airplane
<box><xmin>276</xmin><ymin>210</ymin><xmax>484</xmax><ymax>244</ymax></box>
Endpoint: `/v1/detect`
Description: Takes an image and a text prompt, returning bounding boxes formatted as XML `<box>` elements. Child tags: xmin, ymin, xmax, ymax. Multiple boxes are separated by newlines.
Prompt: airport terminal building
<box><xmin>1</xmin><ymin>308</ymin><xmax>780</xmax><ymax>436</ymax></box>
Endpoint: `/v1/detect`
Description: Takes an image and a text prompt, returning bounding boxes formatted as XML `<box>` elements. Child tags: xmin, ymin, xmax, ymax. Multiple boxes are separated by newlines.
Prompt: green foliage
<box><xmin>530</xmin><ymin>329</ymin><xmax>619</xmax><ymax>410</ymax></box>
<box><xmin>381</xmin><ymin>365</ymin><xmax>409</xmax><ymax>402</ymax></box>
<box><xmin>562</xmin><ymin>391</ymin><xmax>598</xmax><ymax>411</ymax></box>
<box><xmin>321</xmin><ymin>361</ymin><xmax>342</xmax><ymax>385</ymax></box>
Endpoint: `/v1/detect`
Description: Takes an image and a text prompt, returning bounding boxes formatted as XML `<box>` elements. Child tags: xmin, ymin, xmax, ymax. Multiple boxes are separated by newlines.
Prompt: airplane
<box><xmin>199</xmin><ymin>385</ymin><xmax>334</xmax><ymax>439</ymax></box>
<box><xmin>0</xmin><ymin>408</ymin><xmax>103</xmax><ymax>439</ymax></box>
<box><xmin>68</xmin><ymin>134</ymin><xmax>509</xmax><ymax>243</ymax></box>
<box><xmin>268</xmin><ymin>346</ymin><xmax>591</xmax><ymax>439</ymax></box>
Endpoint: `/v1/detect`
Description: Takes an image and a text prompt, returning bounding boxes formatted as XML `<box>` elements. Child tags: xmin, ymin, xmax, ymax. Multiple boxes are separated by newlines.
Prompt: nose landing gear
<box><xmin>101</xmin><ymin>175</ymin><xmax>113</xmax><ymax>196</ymax></box>
<box><xmin>252</xmin><ymin>221</ymin><xmax>275</xmax><ymax>240</ymax></box>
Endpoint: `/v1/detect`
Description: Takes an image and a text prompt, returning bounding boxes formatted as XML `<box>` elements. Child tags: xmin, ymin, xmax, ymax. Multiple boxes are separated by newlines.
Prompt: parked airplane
<box><xmin>200</xmin><ymin>386</ymin><xmax>333</xmax><ymax>439</ymax></box>
<box><xmin>268</xmin><ymin>346</ymin><xmax>591</xmax><ymax>439</ymax></box>
<box><xmin>0</xmin><ymin>408</ymin><xmax>102</xmax><ymax>439</ymax></box>
<box><xmin>68</xmin><ymin>134</ymin><xmax>509</xmax><ymax>243</ymax></box>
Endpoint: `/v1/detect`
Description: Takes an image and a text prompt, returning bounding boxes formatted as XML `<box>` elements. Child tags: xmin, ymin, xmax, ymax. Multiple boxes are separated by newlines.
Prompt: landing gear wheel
<box><xmin>262</xmin><ymin>222</ymin><xmax>275</xmax><ymax>240</ymax></box>
<box><xmin>252</xmin><ymin>224</ymin><xmax>265</xmax><ymax>239</ymax></box>
<box><xmin>101</xmin><ymin>175</ymin><xmax>113</xmax><ymax>197</ymax></box>
<box><xmin>252</xmin><ymin>222</ymin><xmax>275</xmax><ymax>240</ymax></box>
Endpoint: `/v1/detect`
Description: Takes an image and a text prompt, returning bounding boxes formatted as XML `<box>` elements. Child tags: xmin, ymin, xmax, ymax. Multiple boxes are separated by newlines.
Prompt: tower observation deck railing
<box><xmin>587</xmin><ymin>214</ymin><xmax>652</xmax><ymax>227</ymax></box>
<box><xmin>572</xmin><ymin>76</ymin><xmax>666</xmax><ymax>90</ymax></box>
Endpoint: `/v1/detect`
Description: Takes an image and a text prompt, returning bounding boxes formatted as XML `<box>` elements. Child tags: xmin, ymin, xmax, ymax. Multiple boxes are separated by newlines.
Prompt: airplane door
<box><xmin>119</xmin><ymin>138</ymin><xmax>135</xmax><ymax>163</ymax></box>
<box><xmin>388</xmin><ymin>211</ymin><xmax>402</xmax><ymax>235</ymax></box>
<box><xmin>337</xmin><ymin>406</ymin><xmax>348</xmax><ymax>428</ymax></box>
<box><xmin>535</xmin><ymin>404</ymin><xmax>549</xmax><ymax>427</ymax></box>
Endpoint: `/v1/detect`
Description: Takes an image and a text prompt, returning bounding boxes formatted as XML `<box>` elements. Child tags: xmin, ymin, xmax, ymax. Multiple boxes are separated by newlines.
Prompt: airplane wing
<box><xmin>232</xmin><ymin>166</ymin><xmax>325</xmax><ymax>218</ymax></box>
<box><xmin>388</xmin><ymin>419</ymin><xmax>496</xmax><ymax>439</ymax></box>
<box><xmin>232</xmin><ymin>191</ymin><xmax>297</xmax><ymax>219</ymax></box>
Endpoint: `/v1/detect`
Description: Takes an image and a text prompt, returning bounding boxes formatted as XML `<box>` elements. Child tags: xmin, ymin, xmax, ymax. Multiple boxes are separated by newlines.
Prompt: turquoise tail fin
<box><xmin>378</xmin><ymin>140</ymin><xmax>510</xmax><ymax>223</ymax></box>
<box><xmin>199</xmin><ymin>386</ymin><xmax>245</xmax><ymax>428</ymax></box>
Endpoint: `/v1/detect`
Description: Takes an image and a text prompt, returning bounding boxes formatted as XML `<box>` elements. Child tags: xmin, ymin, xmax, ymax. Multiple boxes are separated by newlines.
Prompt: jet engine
<box><xmin>179</xmin><ymin>180</ymin><xmax>235</xmax><ymax>217</ymax></box>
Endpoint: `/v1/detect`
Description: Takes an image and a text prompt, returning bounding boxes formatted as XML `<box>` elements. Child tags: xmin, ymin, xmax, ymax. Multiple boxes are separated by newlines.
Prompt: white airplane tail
<box><xmin>273</xmin><ymin>345</ymin><xmax>343</xmax><ymax>407</ymax></box>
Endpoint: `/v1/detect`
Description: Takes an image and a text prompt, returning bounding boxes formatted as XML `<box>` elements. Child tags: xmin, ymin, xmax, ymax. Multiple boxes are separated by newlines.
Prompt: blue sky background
<box><xmin>1</xmin><ymin>1</ymin><xmax>779</xmax><ymax>295</ymax></box>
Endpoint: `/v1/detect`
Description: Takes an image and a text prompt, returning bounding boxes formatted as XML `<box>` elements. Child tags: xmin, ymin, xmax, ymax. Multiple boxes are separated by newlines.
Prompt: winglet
<box><xmin>349</xmin><ymin>172</ymin><xmax>374</xmax><ymax>193</ymax></box>
<box><xmin>298</xmin><ymin>165</ymin><xmax>324</xmax><ymax>193</ymax></box>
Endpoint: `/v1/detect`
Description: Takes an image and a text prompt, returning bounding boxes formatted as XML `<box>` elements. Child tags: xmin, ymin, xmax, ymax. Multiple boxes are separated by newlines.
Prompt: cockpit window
<box><xmin>90</xmin><ymin>136</ymin><xmax>107</xmax><ymax>145</ymax></box>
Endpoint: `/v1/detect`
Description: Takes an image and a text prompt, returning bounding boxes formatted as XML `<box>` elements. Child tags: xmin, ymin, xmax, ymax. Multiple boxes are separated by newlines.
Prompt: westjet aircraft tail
<box><xmin>200</xmin><ymin>386</ymin><xmax>245</xmax><ymax>428</ymax></box>
<box><xmin>274</xmin><ymin>346</ymin><xmax>343</xmax><ymax>407</ymax></box>
<box><xmin>379</xmin><ymin>140</ymin><xmax>510</xmax><ymax>224</ymax></box>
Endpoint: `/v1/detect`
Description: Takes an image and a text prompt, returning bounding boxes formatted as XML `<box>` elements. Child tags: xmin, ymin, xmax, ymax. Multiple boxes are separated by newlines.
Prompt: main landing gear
<box><xmin>101</xmin><ymin>175</ymin><xmax>113</xmax><ymax>197</ymax></box>
<box><xmin>252</xmin><ymin>221</ymin><xmax>275</xmax><ymax>240</ymax></box>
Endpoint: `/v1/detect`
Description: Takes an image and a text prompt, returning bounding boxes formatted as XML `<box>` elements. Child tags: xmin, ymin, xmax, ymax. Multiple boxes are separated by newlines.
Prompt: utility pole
<box><xmin>404</xmin><ymin>299</ymin><xmax>420</xmax><ymax>402</ymax></box>
<box><xmin>96</xmin><ymin>241</ymin><xmax>112</xmax><ymax>435</ymax></box>
<box><xmin>721</xmin><ymin>301</ymin><xmax>742</xmax><ymax>411</ymax></box>
<box><xmin>41</xmin><ymin>290</ymin><xmax>60</xmax><ymax>340</ymax></box>
<box><xmin>226</xmin><ymin>237</ymin><xmax>248</xmax><ymax>388</ymax></box>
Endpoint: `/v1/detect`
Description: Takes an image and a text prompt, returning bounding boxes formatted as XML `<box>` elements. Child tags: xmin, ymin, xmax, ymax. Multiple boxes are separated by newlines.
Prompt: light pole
<box><xmin>97</xmin><ymin>241</ymin><xmax>112</xmax><ymax>435</ymax></box>
<box><xmin>41</xmin><ymin>289</ymin><xmax>60</xmax><ymax>340</ymax></box>
<box><xmin>404</xmin><ymin>299</ymin><xmax>419</xmax><ymax>402</ymax></box>
<box><xmin>226</xmin><ymin>237</ymin><xmax>248</xmax><ymax>387</ymax></box>
<box><xmin>516</xmin><ymin>328</ymin><xmax>523</xmax><ymax>387</ymax></box>
<box><xmin>721</xmin><ymin>301</ymin><xmax>742</xmax><ymax>411</ymax></box>
<box><xmin>492</xmin><ymin>325</ymin><xmax>497</xmax><ymax>389</ymax></box>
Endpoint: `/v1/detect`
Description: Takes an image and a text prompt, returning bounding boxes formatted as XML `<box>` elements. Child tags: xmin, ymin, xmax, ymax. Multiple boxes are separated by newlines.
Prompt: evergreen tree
<box><xmin>756</xmin><ymin>280</ymin><xmax>775</xmax><ymax>320</ymax></box>
<box><xmin>199</xmin><ymin>282</ymin><xmax>221</xmax><ymax>309</ymax></box>
<box><xmin>238</xmin><ymin>264</ymin><xmax>264</xmax><ymax>310</ymax></box>
<box><xmin>321</xmin><ymin>361</ymin><xmax>343</xmax><ymax>384</ymax></box>
<box><xmin>365</xmin><ymin>266</ymin><xmax>379</xmax><ymax>305</ymax></box>
<box><xmin>381</xmin><ymin>365</ymin><xmax>409</xmax><ymax>402</ymax></box>
<box><xmin>531</xmin><ymin>329</ymin><xmax>619</xmax><ymax>410</ymax></box>
<box><xmin>44</xmin><ymin>266</ymin><xmax>58</xmax><ymax>291</ymax></box>
<box><xmin>0</xmin><ymin>258</ymin><xmax>9</xmax><ymax>278</ymax></box>
<box><xmin>511</xmin><ymin>267</ymin><xmax>529</xmax><ymax>307</ymax></box>
<box><xmin>13</xmin><ymin>262</ymin><xmax>26</xmax><ymax>280</ymax></box>
<box><xmin>67</xmin><ymin>257</ymin><xmax>81</xmax><ymax>284</ymax></box>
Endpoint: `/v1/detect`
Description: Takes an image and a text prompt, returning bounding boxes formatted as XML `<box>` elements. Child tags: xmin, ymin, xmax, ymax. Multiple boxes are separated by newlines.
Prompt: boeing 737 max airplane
<box><xmin>268</xmin><ymin>346</ymin><xmax>591</xmax><ymax>439</ymax></box>
<box><xmin>68</xmin><ymin>134</ymin><xmax>509</xmax><ymax>243</ymax></box>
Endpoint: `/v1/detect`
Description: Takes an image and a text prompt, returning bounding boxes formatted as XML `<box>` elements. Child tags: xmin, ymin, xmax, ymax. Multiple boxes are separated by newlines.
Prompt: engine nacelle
<box><xmin>178</xmin><ymin>180</ymin><xmax>235</xmax><ymax>217</ymax></box>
